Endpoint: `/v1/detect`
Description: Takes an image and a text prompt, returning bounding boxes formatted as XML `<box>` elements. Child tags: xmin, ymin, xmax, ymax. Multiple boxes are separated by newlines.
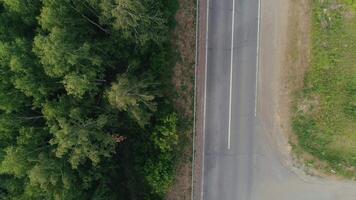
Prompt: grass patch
<box><xmin>292</xmin><ymin>0</ymin><xmax>356</xmax><ymax>178</ymax></box>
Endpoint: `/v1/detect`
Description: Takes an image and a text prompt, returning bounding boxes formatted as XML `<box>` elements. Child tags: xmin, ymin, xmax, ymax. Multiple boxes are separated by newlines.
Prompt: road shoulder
<box><xmin>192</xmin><ymin>0</ymin><xmax>207</xmax><ymax>199</ymax></box>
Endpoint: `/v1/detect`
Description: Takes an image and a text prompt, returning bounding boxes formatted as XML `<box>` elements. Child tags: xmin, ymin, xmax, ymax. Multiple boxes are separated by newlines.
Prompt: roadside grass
<box><xmin>165</xmin><ymin>0</ymin><xmax>196</xmax><ymax>199</ymax></box>
<box><xmin>292</xmin><ymin>0</ymin><xmax>356</xmax><ymax>178</ymax></box>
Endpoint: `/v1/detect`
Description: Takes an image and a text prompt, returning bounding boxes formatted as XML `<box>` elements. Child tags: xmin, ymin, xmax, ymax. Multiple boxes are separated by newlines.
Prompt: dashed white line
<box><xmin>228</xmin><ymin>0</ymin><xmax>236</xmax><ymax>150</ymax></box>
<box><xmin>255</xmin><ymin>0</ymin><xmax>261</xmax><ymax>117</ymax></box>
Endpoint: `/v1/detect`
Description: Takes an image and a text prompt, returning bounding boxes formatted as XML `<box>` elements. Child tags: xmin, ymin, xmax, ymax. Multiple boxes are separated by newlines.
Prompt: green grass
<box><xmin>292</xmin><ymin>0</ymin><xmax>356</xmax><ymax>178</ymax></box>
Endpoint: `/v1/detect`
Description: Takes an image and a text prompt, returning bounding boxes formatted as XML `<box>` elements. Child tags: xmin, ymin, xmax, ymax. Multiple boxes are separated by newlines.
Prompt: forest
<box><xmin>0</xmin><ymin>0</ymin><xmax>181</xmax><ymax>199</ymax></box>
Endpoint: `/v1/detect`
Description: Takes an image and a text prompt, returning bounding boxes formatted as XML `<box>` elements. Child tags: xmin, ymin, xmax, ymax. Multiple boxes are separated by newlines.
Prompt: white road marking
<box><xmin>228</xmin><ymin>0</ymin><xmax>236</xmax><ymax>150</ymax></box>
<box><xmin>201</xmin><ymin>0</ymin><xmax>209</xmax><ymax>199</ymax></box>
<box><xmin>255</xmin><ymin>0</ymin><xmax>261</xmax><ymax>117</ymax></box>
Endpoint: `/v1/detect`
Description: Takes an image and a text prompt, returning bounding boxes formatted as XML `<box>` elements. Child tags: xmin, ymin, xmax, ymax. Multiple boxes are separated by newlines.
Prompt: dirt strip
<box><xmin>192</xmin><ymin>0</ymin><xmax>207</xmax><ymax>199</ymax></box>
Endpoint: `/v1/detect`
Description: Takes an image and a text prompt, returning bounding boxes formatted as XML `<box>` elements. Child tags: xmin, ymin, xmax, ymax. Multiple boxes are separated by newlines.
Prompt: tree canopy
<box><xmin>0</xmin><ymin>0</ymin><xmax>179</xmax><ymax>199</ymax></box>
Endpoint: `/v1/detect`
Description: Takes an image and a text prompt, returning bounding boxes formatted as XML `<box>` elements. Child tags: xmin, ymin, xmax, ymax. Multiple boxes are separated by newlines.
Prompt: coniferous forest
<box><xmin>0</xmin><ymin>0</ymin><xmax>180</xmax><ymax>199</ymax></box>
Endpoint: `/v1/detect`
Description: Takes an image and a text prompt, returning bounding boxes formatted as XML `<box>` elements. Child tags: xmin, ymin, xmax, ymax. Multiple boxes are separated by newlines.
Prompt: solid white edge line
<box><xmin>201</xmin><ymin>0</ymin><xmax>209</xmax><ymax>199</ymax></box>
<box><xmin>255</xmin><ymin>0</ymin><xmax>261</xmax><ymax>117</ymax></box>
<box><xmin>228</xmin><ymin>0</ymin><xmax>236</xmax><ymax>150</ymax></box>
<box><xmin>191</xmin><ymin>0</ymin><xmax>199</xmax><ymax>198</ymax></box>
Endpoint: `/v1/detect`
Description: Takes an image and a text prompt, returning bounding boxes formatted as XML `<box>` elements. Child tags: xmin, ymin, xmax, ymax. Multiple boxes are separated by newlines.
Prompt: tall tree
<box><xmin>0</xmin><ymin>0</ymin><xmax>179</xmax><ymax>198</ymax></box>
<box><xmin>107</xmin><ymin>73</ymin><xmax>157</xmax><ymax>127</ymax></box>
<box><xmin>100</xmin><ymin>0</ymin><xmax>167</xmax><ymax>45</ymax></box>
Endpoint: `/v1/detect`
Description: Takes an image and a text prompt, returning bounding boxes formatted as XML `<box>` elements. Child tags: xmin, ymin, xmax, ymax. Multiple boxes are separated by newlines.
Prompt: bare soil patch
<box><xmin>280</xmin><ymin>0</ymin><xmax>311</xmax><ymax>145</ymax></box>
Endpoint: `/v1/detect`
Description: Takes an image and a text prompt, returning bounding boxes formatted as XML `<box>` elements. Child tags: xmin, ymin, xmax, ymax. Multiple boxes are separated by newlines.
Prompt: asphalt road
<box><xmin>203</xmin><ymin>0</ymin><xmax>259</xmax><ymax>199</ymax></box>
<box><xmin>202</xmin><ymin>0</ymin><xmax>356</xmax><ymax>199</ymax></box>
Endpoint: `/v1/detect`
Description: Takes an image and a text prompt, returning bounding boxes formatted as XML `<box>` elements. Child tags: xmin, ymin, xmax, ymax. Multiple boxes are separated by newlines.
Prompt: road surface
<box><xmin>201</xmin><ymin>0</ymin><xmax>356</xmax><ymax>199</ymax></box>
<box><xmin>203</xmin><ymin>0</ymin><xmax>259</xmax><ymax>199</ymax></box>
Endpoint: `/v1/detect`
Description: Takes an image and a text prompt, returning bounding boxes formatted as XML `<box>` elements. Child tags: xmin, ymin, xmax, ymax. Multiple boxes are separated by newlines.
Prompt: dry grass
<box><xmin>171</xmin><ymin>0</ymin><xmax>196</xmax><ymax>120</ymax></box>
<box><xmin>165</xmin><ymin>0</ymin><xmax>196</xmax><ymax>199</ymax></box>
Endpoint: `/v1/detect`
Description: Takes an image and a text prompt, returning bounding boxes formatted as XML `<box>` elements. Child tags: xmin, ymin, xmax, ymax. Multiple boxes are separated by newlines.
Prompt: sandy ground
<box><xmin>259</xmin><ymin>0</ymin><xmax>293</xmax><ymax>164</ymax></box>
<box><xmin>259</xmin><ymin>0</ymin><xmax>311</xmax><ymax>170</ymax></box>
<box><xmin>259</xmin><ymin>0</ymin><xmax>334</xmax><ymax>178</ymax></box>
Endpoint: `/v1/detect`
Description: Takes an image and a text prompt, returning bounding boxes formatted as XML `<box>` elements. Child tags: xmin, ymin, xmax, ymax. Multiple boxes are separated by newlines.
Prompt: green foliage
<box><xmin>107</xmin><ymin>73</ymin><xmax>157</xmax><ymax>127</ymax></box>
<box><xmin>0</xmin><ymin>0</ymin><xmax>179</xmax><ymax>198</ymax></box>
<box><xmin>0</xmin><ymin>0</ymin><xmax>41</xmax><ymax>25</ymax></box>
<box><xmin>144</xmin><ymin>154</ymin><xmax>175</xmax><ymax>197</ymax></box>
<box><xmin>100</xmin><ymin>0</ymin><xmax>167</xmax><ymax>45</ymax></box>
<box><xmin>143</xmin><ymin>113</ymin><xmax>178</xmax><ymax>197</ymax></box>
<box><xmin>0</xmin><ymin>147</ymin><xmax>30</xmax><ymax>178</ymax></box>
<box><xmin>152</xmin><ymin>113</ymin><xmax>178</xmax><ymax>153</ymax></box>
<box><xmin>49</xmin><ymin>114</ymin><xmax>116</xmax><ymax>169</ymax></box>
<box><xmin>293</xmin><ymin>0</ymin><xmax>356</xmax><ymax>178</ymax></box>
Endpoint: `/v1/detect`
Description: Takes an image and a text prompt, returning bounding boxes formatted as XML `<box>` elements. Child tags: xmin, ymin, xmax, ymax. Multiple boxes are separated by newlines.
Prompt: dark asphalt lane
<box><xmin>202</xmin><ymin>0</ymin><xmax>356</xmax><ymax>199</ymax></box>
<box><xmin>203</xmin><ymin>0</ymin><xmax>259</xmax><ymax>199</ymax></box>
